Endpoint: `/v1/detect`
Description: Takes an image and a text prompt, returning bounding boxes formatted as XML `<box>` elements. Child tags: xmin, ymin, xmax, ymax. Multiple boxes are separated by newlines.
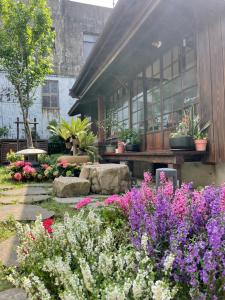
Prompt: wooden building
<box><xmin>69</xmin><ymin>0</ymin><xmax>225</xmax><ymax>185</ymax></box>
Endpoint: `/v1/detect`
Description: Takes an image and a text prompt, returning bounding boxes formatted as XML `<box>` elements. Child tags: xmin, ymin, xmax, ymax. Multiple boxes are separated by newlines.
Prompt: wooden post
<box><xmin>16</xmin><ymin>117</ymin><xmax>19</xmax><ymax>151</ymax></box>
<box><xmin>97</xmin><ymin>96</ymin><xmax>105</xmax><ymax>143</ymax></box>
<box><xmin>34</xmin><ymin>118</ymin><xmax>37</xmax><ymax>147</ymax></box>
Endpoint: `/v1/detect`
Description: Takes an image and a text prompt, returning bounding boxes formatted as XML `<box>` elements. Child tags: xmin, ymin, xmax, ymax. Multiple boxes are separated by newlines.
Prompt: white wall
<box><xmin>0</xmin><ymin>72</ymin><xmax>76</xmax><ymax>139</ymax></box>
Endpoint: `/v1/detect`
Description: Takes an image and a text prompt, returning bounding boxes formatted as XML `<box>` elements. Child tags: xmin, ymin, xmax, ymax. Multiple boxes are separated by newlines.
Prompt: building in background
<box><xmin>0</xmin><ymin>0</ymin><xmax>111</xmax><ymax>139</ymax></box>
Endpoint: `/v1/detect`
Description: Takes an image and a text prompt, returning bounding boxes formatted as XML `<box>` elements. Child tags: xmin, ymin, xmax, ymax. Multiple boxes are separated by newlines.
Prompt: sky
<box><xmin>70</xmin><ymin>0</ymin><xmax>118</xmax><ymax>8</ymax></box>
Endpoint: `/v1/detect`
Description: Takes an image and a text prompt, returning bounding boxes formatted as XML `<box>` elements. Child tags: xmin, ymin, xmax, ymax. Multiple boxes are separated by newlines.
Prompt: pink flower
<box><xmin>104</xmin><ymin>195</ymin><xmax>120</xmax><ymax>206</ymax></box>
<box><xmin>15</xmin><ymin>161</ymin><xmax>25</xmax><ymax>167</ymax></box>
<box><xmin>95</xmin><ymin>201</ymin><xmax>100</xmax><ymax>206</ymax></box>
<box><xmin>160</xmin><ymin>171</ymin><xmax>166</xmax><ymax>183</ymax></box>
<box><xmin>144</xmin><ymin>171</ymin><xmax>152</xmax><ymax>183</ymax></box>
<box><xmin>41</xmin><ymin>164</ymin><xmax>49</xmax><ymax>170</ymax></box>
<box><xmin>75</xmin><ymin>197</ymin><xmax>92</xmax><ymax>209</ymax></box>
<box><xmin>14</xmin><ymin>172</ymin><xmax>22</xmax><ymax>181</ymax></box>
<box><xmin>23</xmin><ymin>165</ymin><xmax>36</xmax><ymax>174</ymax></box>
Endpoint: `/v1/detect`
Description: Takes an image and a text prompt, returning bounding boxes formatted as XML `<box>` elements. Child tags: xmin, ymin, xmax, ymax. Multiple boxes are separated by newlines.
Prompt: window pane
<box><xmin>173</xmin><ymin>61</ymin><xmax>179</xmax><ymax>77</ymax></box>
<box><xmin>153</xmin><ymin>59</ymin><xmax>160</xmax><ymax>75</ymax></box>
<box><xmin>42</xmin><ymin>82</ymin><xmax>49</xmax><ymax>93</ymax></box>
<box><xmin>173</xmin><ymin>46</ymin><xmax>179</xmax><ymax>62</ymax></box>
<box><xmin>50</xmin><ymin>81</ymin><xmax>58</xmax><ymax>93</ymax></box>
<box><xmin>43</xmin><ymin>96</ymin><xmax>50</xmax><ymax>107</ymax></box>
<box><xmin>185</xmin><ymin>49</ymin><xmax>195</xmax><ymax>70</ymax></box>
<box><xmin>83</xmin><ymin>33</ymin><xmax>98</xmax><ymax>43</ymax></box>
<box><xmin>51</xmin><ymin>95</ymin><xmax>58</xmax><ymax>107</ymax></box>
<box><xmin>182</xmin><ymin>67</ymin><xmax>196</xmax><ymax>89</ymax></box>
<box><xmin>163</xmin><ymin>51</ymin><xmax>171</xmax><ymax>68</ymax></box>
<box><xmin>163</xmin><ymin>67</ymin><xmax>172</xmax><ymax>81</ymax></box>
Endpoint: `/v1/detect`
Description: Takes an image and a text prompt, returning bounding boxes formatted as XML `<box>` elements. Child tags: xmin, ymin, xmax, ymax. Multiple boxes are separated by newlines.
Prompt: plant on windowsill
<box><xmin>117</xmin><ymin>128</ymin><xmax>141</xmax><ymax>152</ymax></box>
<box><xmin>193</xmin><ymin>115</ymin><xmax>210</xmax><ymax>152</ymax></box>
<box><xmin>169</xmin><ymin>112</ymin><xmax>195</xmax><ymax>150</ymax></box>
<box><xmin>96</xmin><ymin>112</ymin><xmax>117</xmax><ymax>154</ymax></box>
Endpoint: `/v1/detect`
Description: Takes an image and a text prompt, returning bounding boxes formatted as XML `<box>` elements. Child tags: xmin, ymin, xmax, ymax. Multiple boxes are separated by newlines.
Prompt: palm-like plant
<box><xmin>48</xmin><ymin>123</ymin><xmax>71</xmax><ymax>141</ymax></box>
<box><xmin>61</xmin><ymin>117</ymin><xmax>92</xmax><ymax>155</ymax></box>
<box><xmin>78</xmin><ymin>131</ymin><xmax>98</xmax><ymax>162</ymax></box>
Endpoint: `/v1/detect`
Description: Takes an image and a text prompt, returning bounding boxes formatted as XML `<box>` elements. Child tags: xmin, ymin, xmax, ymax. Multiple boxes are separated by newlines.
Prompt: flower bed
<box><xmin>7</xmin><ymin>160</ymin><xmax>81</xmax><ymax>182</ymax></box>
<box><xmin>5</xmin><ymin>173</ymin><xmax>225</xmax><ymax>299</ymax></box>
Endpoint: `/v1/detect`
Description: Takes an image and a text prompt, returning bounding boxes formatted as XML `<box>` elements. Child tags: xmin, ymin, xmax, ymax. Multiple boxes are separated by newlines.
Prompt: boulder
<box><xmin>79</xmin><ymin>164</ymin><xmax>131</xmax><ymax>195</ymax></box>
<box><xmin>57</xmin><ymin>155</ymin><xmax>90</xmax><ymax>164</ymax></box>
<box><xmin>53</xmin><ymin>176</ymin><xmax>90</xmax><ymax>198</ymax></box>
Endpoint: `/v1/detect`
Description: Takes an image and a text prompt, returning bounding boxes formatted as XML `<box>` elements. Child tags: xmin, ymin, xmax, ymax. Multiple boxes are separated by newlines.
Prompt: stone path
<box><xmin>0</xmin><ymin>187</ymin><xmax>52</xmax><ymax>196</ymax></box>
<box><xmin>55</xmin><ymin>194</ymin><xmax>107</xmax><ymax>204</ymax></box>
<box><xmin>0</xmin><ymin>236</ymin><xmax>19</xmax><ymax>266</ymax></box>
<box><xmin>0</xmin><ymin>288</ymin><xmax>27</xmax><ymax>300</ymax></box>
<box><xmin>0</xmin><ymin>194</ymin><xmax>50</xmax><ymax>204</ymax></box>
<box><xmin>0</xmin><ymin>204</ymin><xmax>54</xmax><ymax>221</ymax></box>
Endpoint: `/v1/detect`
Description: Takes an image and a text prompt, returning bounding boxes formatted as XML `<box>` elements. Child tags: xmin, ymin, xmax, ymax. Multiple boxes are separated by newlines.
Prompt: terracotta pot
<box><xmin>118</xmin><ymin>141</ymin><xmax>125</xmax><ymax>153</ymax></box>
<box><xmin>105</xmin><ymin>144</ymin><xmax>116</xmax><ymax>153</ymax></box>
<box><xmin>194</xmin><ymin>139</ymin><xmax>207</xmax><ymax>151</ymax></box>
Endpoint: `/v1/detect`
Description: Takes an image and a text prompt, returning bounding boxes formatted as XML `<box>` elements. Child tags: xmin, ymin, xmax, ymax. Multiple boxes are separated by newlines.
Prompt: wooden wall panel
<box><xmin>208</xmin><ymin>17</ymin><xmax>225</xmax><ymax>163</ymax></box>
<box><xmin>146</xmin><ymin>132</ymin><xmax>163</xmax><ymax>151</ymax></box>
<box><xmin>196</xmin><ymin>21</ymin><xmax>215</xmax><ymax>162</ymax></box>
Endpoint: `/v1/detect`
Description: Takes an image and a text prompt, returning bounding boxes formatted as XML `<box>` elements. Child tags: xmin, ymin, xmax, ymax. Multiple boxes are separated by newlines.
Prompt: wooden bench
<box><xmin>103</xmin><ymin>150</ymin><xmax>207</xmax><ymax>183</ymax></box>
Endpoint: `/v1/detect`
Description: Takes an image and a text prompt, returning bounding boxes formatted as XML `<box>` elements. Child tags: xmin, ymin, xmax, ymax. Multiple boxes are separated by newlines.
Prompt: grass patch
<box><xmin>0</xmin><ymin>217</ymin><xmax>16</xmax><ymax>243</ymax></box>
<box><xmin>40</xmin><ymin>198</ymin><xmax>77</xmax><ymax>220</ymax></box>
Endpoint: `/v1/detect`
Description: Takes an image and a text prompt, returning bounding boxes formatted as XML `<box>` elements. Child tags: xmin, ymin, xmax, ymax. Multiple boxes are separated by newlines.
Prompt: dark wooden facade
<box><xmin>69</xmin><ymin>0</ymin><xmax>225</xmax><ymax>165</ymax></box>
<box><xmin>0</xmin><ymin>139</ymin><xmax>48</xmax><ymax>164</ymax></box>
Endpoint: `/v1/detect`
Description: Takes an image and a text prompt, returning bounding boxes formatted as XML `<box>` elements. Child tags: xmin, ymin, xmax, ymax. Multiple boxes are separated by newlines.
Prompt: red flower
<box><xmin>14</xmin><ymin>172</ymin><xmax>23</xmax><ymax>181</ymax></box>
<box><xmin>42</xmin><ymin>218</ymin><xmax>54</xmax><ymax>234</ymax></box>
<box><xmin>41</xmin><ymin>164</ymin><xmax>49</xmax><ymax>170</ymax></box>
<box><xmin>15</xmin><ymin>161</ymin><xmax>25</xmax><ymax>167</ymax></box>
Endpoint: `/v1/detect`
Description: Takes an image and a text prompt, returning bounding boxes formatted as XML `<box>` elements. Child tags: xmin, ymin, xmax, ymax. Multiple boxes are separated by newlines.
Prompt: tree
<box><xmin>0</xmin><ymin>0</ymin><xmax>55</xmax><ymax>148</ymax></box>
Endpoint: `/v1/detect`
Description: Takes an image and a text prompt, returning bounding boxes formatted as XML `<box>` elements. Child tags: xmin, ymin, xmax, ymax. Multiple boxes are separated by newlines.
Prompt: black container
<box><xmin>169</xmin><ymin>136</ymin><xmax>195</xmax><ymax>150</ymax></box>
<box><xmin>125</xmin><ymin>143</ymin><xmax>140</xmax><ymax>152</ymax></box>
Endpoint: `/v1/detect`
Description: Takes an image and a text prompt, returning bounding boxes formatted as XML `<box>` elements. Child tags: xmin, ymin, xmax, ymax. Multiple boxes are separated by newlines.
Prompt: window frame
<box><xmin>42</xmin><ymin>80</ymin><xmax>59</xmax><ymax>109</ymax></box>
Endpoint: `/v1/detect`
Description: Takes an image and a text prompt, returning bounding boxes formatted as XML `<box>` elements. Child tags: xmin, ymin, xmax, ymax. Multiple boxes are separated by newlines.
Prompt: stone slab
<box><xmin>0</xmin><ymin>236</ymin><xmax>18</xmax><ymax>266</ymax></box>
<box><xmin>0</xmin><ymin>288</ymin><xmax>27</xmax><ymax>300</ymax></box>
<box><xmin>0</xmin><ymin>194</ymin><xmax>50</xmax><ymax>204</ymax></box>
<box><xmin>54</xmin><ymin>194</ymin><xmax>107</xmax><ymax>204</ymax></box>
<box><xmin>80</xmin><ymin>163</ymin><xmax>131</xmax><ymax>194</ymax></box>
<box><xmin>23</xmin><ymin>183</ymin><xmax>53</xmax><ymax>188</ymax></box>
<box><xmin>0</xmin><ymin>187</ymin><xmax>52</xmax><ymax>196</ymax></box>
<box><xmin>0</xmin><ymin>205</ymin><xmax>54</xmax><ymax>221</ymax></box>
<box><xmin>53</xmin><ymin>177</ymin><xmax>90</xmax><ymax>197</ymax></box>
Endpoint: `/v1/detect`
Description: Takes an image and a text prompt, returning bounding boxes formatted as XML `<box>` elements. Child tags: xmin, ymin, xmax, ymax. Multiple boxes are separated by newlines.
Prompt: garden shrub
<box><xmin>6</xmin><ymin>150</ymin><xmax>23</xmax><ymax>163</ymax></box>
<box><xmin>7</xmin><ymin>210</ymin><xmax>177</xmax><ymax>300</ymax></box>
<box><xmin>103</xmin><ymin>172</ymin><xmax>225</xmax><ymax>299</ymax></box>
<box><xmin>8</xmin><ymin>160</ymin><xmax>81</xmax><ymax>182</ymax></box>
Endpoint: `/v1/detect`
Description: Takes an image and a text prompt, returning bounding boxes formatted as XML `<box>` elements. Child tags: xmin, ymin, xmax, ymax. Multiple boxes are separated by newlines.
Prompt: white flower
<box><xmin>151</xmin><ymin>280</ymin><xmax>173</xmax><ymax>300</ymax></box>
<box><xmin>163</xmin><ymin>253</ymin><xmax>175</xmax><ymax>273</ymax></box>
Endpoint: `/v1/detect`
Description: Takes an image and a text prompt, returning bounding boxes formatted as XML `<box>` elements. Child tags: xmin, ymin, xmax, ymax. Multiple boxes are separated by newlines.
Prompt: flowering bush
<box><xmin>7</xmin><ymin>160</ymin><xmax>81</xmax><ymax>182</ymax></box>
<box><xmin>104</xmin><ymin>172</ymin><xmax>225</xmax><ymax>299</ymax></box>
<box><xmin>7</xmin><ymin>211</ymin><xmax>177</xmax><ymax>300</ymax></box>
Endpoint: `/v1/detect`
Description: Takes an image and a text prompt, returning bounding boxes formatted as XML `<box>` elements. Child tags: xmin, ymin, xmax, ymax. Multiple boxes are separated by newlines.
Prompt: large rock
<box><xmin>53</xmin><ymin>177</ymin><xmax>90</xmax><ymax>198</ymax></box>
<box><xmin>79</xmin><ymin>164</ymin><xmax>131</xmax><ymax>194</ymax></box>
<box><xmin>57</xmin><ymin>155</ymin><xmax>90</xmax><ymax>164</ymax></box>
<box><xmin>0</xmin><ymin>289</ymin><xmax>27</xmax><ymax>300</ymax></box>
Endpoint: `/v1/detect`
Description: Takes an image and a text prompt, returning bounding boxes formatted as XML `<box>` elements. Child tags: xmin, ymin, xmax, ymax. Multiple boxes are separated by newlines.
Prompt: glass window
<box><xmin>83</xmin><ymin>33</ymin><xmax>99</xmax><ymax>60</ymax></box>
<box><xmin>146</xmin><ymin>34</ymin><xmax>198</xmax><ymax>132</ymax></box>
<box><xmin>42</xmin><ymin>81</ymin><xmax>59</xmax><ymax>109</ymax></box>
<box><xmin>131</xmin><ymin>75</ymin><xmax>144</xmax><ymax>132</ymax></box>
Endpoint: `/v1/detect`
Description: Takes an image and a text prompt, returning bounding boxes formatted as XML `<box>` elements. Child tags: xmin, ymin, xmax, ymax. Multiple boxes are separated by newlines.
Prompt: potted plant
<box><xmin>193</xmin><ymin>116</ymin><xmax>210</xmax><ymax>152</ymax></box>
<box><xmin>117</xmin><ymin>128</ymin><xmax>140</xmax><ymax>152</ymax></box>
<box><xmin>169</xmin><ymin>113</ymin><xmax>195</xmax><ymax>150</ymax></box>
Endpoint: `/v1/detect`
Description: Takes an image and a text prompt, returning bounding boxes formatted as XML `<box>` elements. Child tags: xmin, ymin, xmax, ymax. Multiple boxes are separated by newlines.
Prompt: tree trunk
<box><xmin>18</xmin><ymin>90</ymin><xmax>34</xmax><ymax>148</ymax></box>
<box><xmin>72</xmin><ymin>138</ymin><xmax>77</xmax><ymax>156</ymax></box>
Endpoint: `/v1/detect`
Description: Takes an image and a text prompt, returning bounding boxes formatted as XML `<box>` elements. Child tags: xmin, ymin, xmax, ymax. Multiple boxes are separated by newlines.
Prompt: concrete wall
<box><xmin>215</xmin><ymin>164</ymin><xmax>225</xmax><ymax>185</ymax></box>
<box><xmin>0</xmin><ymin>1</ymin><xmax>111</xmax><ymax>139</ymax></box>
<box><xmin>48</xmin><ymin>0</ymin><xmax>112</xmax><ymax>77</ymax></box>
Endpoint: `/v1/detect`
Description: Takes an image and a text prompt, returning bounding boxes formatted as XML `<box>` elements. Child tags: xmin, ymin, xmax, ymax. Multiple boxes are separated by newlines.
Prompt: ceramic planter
<box><xmin>125</xmin><ymin>143</ymin><xmax>140</xmax><ymax>152</ymax></box>
<box><xmin>169</xmin><ymin>136</ymin><xmax>195</xmax><ymax>150</ymax></box>
<box><xmin>105</xmin><ymin>144</ymin><xmax>116</xmax><ymax>153</ymax></box>
<box><xmin>194</xmin><ymin>139</ymin><xmax>207</xmax><ymax>151</ymax></box>
<box><xmin>117</xmin><ymin>141</ymin><xmax>125</xmax><ymax>153</ymax></box>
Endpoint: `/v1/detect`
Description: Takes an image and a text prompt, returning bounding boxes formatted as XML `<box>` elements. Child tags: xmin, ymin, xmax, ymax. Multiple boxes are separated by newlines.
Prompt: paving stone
<box><xmin>23</xmin><ymin>183</ymin><xmax>53</xmax><ymax>188</ymax></box>
<box><xmin>0</xmin><ymin>194</ymin><xmax>50</xmax><ymax>204</ymax></box>
<box><xmin>55</xmin><ymin>194</ymin><xmax>108</xmax><ymax>204</ymax></box>
<box><xmin>0</xmin><ymin>186</ymin><xmax>14</xmax><ymax>191</ymax></box>
<box><xmin>53</xmin><ymin>177</ymin><xmax>90</xmax><ymax>197</ymax></box>
<box><xmin>0</xmin><ymin>288</ymin><xmax>27</xmax><ymax>300</ymax></box>
<box><xmin>0</xmin><ymin>205</ymin><xmax>54</xmax><ymax>221</ymax></box>
<box><xmin>0</xmin><ymin>236</ymin><xmax>18</xmax><ymax>266</ymax></box>
<box><xmin>0</xmin><ymin>187</ymin><xmax>52</xmax><ymax>196</ymax></box>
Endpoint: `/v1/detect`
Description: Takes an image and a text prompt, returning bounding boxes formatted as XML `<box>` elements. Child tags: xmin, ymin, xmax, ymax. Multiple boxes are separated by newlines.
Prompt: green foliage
<box><xmin>6</xmin><ymin>150</ymin><xmax>23</xmax><ymax>163</ymax></box>
<box><xmin>0</xmin><ymin>0</ymin><xmax>55</xmax><ymax>147</ymax></box>
<box><xmin>61</xmin><ymin>117</ymin><xmax>91</xmax><ymax>139</ymax></box>
<box><xmin>0</xmin><ymin>216</ymin><xmax>16</xmax><ymax>242</ymax></box>
<box><xmin>193</xmin><ymin>115</ymin><xmax>210</xmax><ymax>140</ymax></box>
<box><xmin>48</xmin><ymin>121</ymin><xmax>71</xmax><ymax>142</ymax></box>
<box><xmin>0</xmin><ymin>126</ymin><xmax>9</xmax><ymax>138</ymax></box>
<box><xmin>117</xmin><ymin>128</ymin><xmax>140</xmax><ymax>144</ymax></box>
<box><xmin>78</xmin><ymin>131</ymin><xmax>98</xmax><ymax>162</ymax></box>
